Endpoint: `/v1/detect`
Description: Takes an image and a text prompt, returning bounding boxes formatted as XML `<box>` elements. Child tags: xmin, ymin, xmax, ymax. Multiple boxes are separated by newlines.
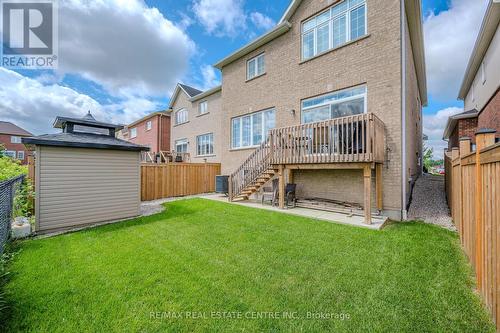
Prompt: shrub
<box><xmin>0</xmin><ymin>157</ymin><xmax>33</xmax><ymax>218</ymax></box>
<box><xmin>0</xmin><ymin>157</ymin><xmax>27</xmax><ymax>181</ymax></box>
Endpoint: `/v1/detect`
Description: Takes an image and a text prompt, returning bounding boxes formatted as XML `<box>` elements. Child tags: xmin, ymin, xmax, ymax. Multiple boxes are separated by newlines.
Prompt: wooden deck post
<box><xmin>375</xmin><ymin>163</ymin><xmax>383</xmax><ymax>212</ymax></box>
<box><xmin>474</xmin><ymin>129</ymin><xmax>496</xmax><ymax>289</ymax></box>
<box><xmin>363</xmin><ymin>164</ymin><xmax>372</xmax><ymax>224</ymax></box>
<box><xmin>228</xmin><ymin>175</ymin><xmax>233</xmax><ymax>201</ymax></box>
<box><xmin>278</xmin><ymin>165</ymin><xmax>285</xmax><ymax>209</ymax></box>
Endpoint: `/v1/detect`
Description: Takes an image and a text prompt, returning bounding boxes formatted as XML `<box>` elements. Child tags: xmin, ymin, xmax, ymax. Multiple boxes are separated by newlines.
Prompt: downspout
<box><xmin>401</xmin><ymin>0</ymin><xmax>407</xmax><ymax>220</ymax></box>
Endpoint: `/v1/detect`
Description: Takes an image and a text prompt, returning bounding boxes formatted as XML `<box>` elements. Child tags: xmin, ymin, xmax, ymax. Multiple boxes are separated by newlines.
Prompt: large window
<box><xmin>301</xmin><ymin>86</ymin><xmax>366</xmax><ymax>123</ymax></box>
<box><xmin>175</xmin><ymin>108</ymin><xmax>188</xmax><ymax>125</ymax></box>
<box><xmin>4</xmin><ymin>151</ymin><xmax>16</xmax><ymax>158</ymax></box>
<box><xmin>232</xmin><ymin>108</ymin><xmax>275</xmax><ymax>149</ymax></box>
<box><xmin>196</xmin><ymin>133</ymin><xmax>214</xmax><ymax>156</ymax></box>
<box><xmin>247</xmin><ymin>53</ymin><xmax>265</xmax><ymax>80</ymax></box>
<box><xmin>199</xmin><ymin>101</ymin><xmax>208</xmax><ymax>115</ymax></box>
<box><xmin>175</xmin><ymin>138</ymin><xmax>188</xmax><ymax>153</ymax></box>
<box><xmin>302</xmin><ymin>0</ymin><xmax>366</xmax><ymax>60</ymax></box>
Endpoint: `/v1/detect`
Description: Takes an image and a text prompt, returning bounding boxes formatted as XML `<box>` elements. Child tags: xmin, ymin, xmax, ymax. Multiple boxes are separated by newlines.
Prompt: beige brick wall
<box><xmin>404</xmin><ymin>15</ymin><xmax>423</xmax><ymax>207</ymax></box>
<box><xmin>219</xmin><ymin>0</ymin><xmax>404</xmax><ymax>214</ymax></box>
<box><xmin>170</xmin><ymin>90</ymin><xmax>222</xmax><ymax>163</ymax></box>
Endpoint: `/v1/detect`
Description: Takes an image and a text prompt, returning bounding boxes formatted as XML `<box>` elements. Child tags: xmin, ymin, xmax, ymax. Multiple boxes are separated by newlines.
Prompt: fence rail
<box><xmin>141</xmin><ymin>163</ymin><xmax>221</xmax><ymax>201</ymax></box>
<box><xmin>444</xmin><ymin>131</ymin><xmax>499</xmax><ymax>330</ymax></box>
<box><xmin>0</xmin><ymin>175</ymin><xmax>25</xmax><ymax>254</ymax></box>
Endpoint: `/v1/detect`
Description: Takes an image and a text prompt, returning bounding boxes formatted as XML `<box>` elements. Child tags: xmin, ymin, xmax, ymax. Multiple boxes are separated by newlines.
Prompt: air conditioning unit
<box><xmin>215</xmin><ymin>175</ymin><xmax>229</xmax><ymax>194</ymax></box>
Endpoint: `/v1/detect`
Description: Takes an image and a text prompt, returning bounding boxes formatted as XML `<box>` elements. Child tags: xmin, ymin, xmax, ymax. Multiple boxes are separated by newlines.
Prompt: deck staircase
<box><xmin>229</xmin><ymin>113</ymin><xmax>386</xmax><ymax>203</ymax></box>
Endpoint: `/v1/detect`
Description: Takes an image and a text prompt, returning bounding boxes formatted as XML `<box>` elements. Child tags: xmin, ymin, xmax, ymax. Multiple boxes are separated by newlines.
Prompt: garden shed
<box><xmin>22</xmin><ymin>112</ymin><xmax>149</xmax><ymax>233</ymax></box>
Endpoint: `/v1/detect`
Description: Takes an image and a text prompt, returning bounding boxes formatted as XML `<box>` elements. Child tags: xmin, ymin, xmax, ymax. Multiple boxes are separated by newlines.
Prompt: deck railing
<box><xmin>229</xmin><ymin>113</ymin><xmax>385</xmax><ymax>200</ymax></box>
<box><xmin>269</xmin><ymin>113</ymin><xmax>385</xmax><ymax>164</ymax></box>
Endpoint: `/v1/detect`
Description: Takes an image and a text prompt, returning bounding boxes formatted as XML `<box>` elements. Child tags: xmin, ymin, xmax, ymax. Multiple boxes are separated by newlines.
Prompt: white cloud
<box><xmin>192</xmin><ymin>0</ymin><xmax>246</xmax><ymax>37</ymax></box>
<box><xmin>57</xmin><ymin>0</ymin><xmax>195</xmax><ymax>97</ymax></box>
<box><xmin>423</xmin><ymin>107</ymin><xmax>462</xmax><ymax>158</ymax></box>
<box><xmin>423</xmin><ymin>0</ymin><xmax>487</xmax><ymax>100</ymax></box>
<box><xmin>250</xmin><ymin>12</ymin><xmax>275</xmax><ymax>31</ymax></box>
<box><xmin>0</xmin><ymin>68</ymin><xmax>159</xmax><ymax>135</ymax></box>
<box><xmin>200</xmin><ymin>65</ymin><xmax>220</xmax><ymax>90</ymax></box>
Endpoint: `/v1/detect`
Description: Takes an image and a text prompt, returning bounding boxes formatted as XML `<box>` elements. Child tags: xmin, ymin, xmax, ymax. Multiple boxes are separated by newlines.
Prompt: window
<box><xmin>146</xmin><ymin>120</ymin><xmax>152</xmax><ymax>131</ymax></box>
<box><xmin>10</xmin><ymin>136</ymin><xmax>21</xmax><ymax>143</ymax></box>
<box><xmin>4</xmin><ymin>150</ymin><xmax>16</xmax><ymax>158</ymax></box>
<box><xmin>130</xmin><ymin>127</ymin><xmax>137</xmax><ymax>138</ymax></box>
<box><xmin>247</xmin><ymin>53</ymin><xmax>265</xmax><ymax>80</ymax></box>
<box><xmin>301</xmin><ymin>85</ymin><xmax>367</xmax><ymax>123</ymax></box>
<box><xmin>199</xmin><ymin>101</ymin><xmax>208</xmax><ymax>115</ymax></box>
<box><xmin>175</xmin><ymin>108</ymin><xmax>188</xmax><ymax>124</ymax></box>
<box><xmin>175</xmin><ymin>138</ymin><xmax>188</xmax><ymax>153</ymax></box>
<box><xmin>302</xmin><ymin>0</ymin><xmax>366</xmax><ymax>60</ymax></box>
<box><xmin>196</xmin><ymin>133</ymin><xmax>214</xmax><ymax>156</ymax></box>
<box><xmin>231</xmin><ymin>108</ymin><xmax>275</xmax><ymax>149</ymax></box>
<box><xmin>17</xmin><ymin>151</ymin><xmax>25</xmax><ymax>160</ymax></box>
<box><xmin>481</xmin><ymin>62</ymin><xmax>486</xmax><ymax>84</ymax></box>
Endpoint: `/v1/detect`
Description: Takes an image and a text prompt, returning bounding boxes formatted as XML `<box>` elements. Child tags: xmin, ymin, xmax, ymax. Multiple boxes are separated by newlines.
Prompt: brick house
<box><xmin>169</xmin><ymin>0</ymin><xmax>427</xmax><ymax>221</ymax></box>
<box><xmin>0</xmin><ymin>121</ymin><xmax>32</xmax><ymax>164</ymax></box>
<box><xmin>444</xmin><ymin>0</ymin><xmax>500</xmax><ymax>148</ymax></box>
<box><xmin>118</xmin><ymin>111</ymin><xmax>170</xmax><ymax>157</ymax></box>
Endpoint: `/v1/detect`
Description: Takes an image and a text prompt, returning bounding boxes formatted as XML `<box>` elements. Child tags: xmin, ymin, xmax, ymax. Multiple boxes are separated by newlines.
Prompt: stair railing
<box><xmin>229</xmin><ymin>136</ymin><xmax>272</xmax><ymax>200</ymax></box>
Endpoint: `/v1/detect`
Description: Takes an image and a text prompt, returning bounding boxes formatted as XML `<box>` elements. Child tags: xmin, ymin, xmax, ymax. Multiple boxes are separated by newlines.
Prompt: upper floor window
<box><xmin>247</xmin><ymin>53</ymin><xmax>265</xmax><ymax>80</ymax></box>
<box><xmin>175</xmin><ymin>138</ymin><xmax>188</xmax><ymax>153</ymax></box>
<box><xmin>301</xmin><ymin>85</ymin><xmax>366</xmax><ymax>123</ymax></box>
<box><xmin>130</xmin><ymin>127</ymin><xmax>137</xmax><ymax>138</ymax></box>
<box><xmin>11</xmin><ymin>136</ymin><xmax>21</xmax><ymax>143</ymax></box>
<box><xmin>146</xmin><ymin>120</ymin><xmax>152</xmax><ymax>131</ymax></box>
<box><xmin>232</xmin><ymin>108</ymin><xmax>275</xmax><ymax>149</ymax></box>
<box><xmin>302</xmin><ymin>0</ymin><xmax>366</xmax><ymax>61</ymax></box>
<box><xmin>196</xmin><ymin>133</ymin><xmax>214</xmax><ymax>156</ymax></box>
<box><xmin>175</xmin><ymin>108</ymin><xmax>188</xmax><ymax>125</ymax></box>
<box><xmin>199</xmin><ymin>101</ymin><xmax>208</xmax><ymax>115</ymax></box>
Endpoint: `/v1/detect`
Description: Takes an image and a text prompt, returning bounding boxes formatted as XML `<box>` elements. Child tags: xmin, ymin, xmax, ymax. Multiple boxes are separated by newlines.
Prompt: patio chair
<box><xmin>261</xmin><ymin>178</ymin><xmax>279</xmax><ymax>206</ymax></box>
<box><xmin>285</xmin><ymin>183</ymin><xmax>297</xmax><ymax>208</ymax></box>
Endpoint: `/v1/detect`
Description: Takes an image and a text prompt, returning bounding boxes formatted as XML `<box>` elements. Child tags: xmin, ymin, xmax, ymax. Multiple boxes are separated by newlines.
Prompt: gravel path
<box><xmin>408</xmin><ymin>174</ymin><xmax>456</xmax><ymax>231</ymax></box>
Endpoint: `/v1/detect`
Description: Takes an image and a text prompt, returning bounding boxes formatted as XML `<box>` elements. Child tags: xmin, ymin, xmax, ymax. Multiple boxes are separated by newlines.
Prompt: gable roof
<box><xmin>458</xmin><ymin>0</ymin><xmax>500</xmax><ymax>100</ymax></box>
<box><xmin>0</xmin><ymin>121</ymin><xmax>32</xmax><ymax>136</ymax></box>
<box><xmin>442</xmin><ymin>109</ymin><xmax>479</xmax><ymax>140</ymax></box>
<box><xmin>168</xmin><ymin>83</ymin><xmax>221</xmax><ymax>109</ymax></box>
<box><xmin>126</xmin><ymin>111</ymin><xmax>169</xmax><ymax>128</ymax></box>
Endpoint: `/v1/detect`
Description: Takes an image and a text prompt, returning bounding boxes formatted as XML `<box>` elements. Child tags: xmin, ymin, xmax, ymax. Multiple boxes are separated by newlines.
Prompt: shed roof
<box><xmin>0</xmin><ymin>121</ymin><xmax>32</xmax><ymax>136</ymax></box>
<box><xmin>22</xmin><ymin>132</ymin><xmax>149</xmax><ymax>151</ymax></box>
<box><xmin>53</xmin><ymin>112</ymin><xmax>123</xmax><ymax>131</ymax></box>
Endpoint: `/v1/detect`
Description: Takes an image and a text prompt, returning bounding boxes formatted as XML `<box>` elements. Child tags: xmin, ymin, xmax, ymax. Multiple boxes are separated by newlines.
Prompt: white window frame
<box><xmin>4</xmin><ymin>150</ymin><xmax>16</xmax><ymax>158</ymax></box>
<box><xmin>196</xmin><ymin>133</ymin><xmax>214</xmax><ymax>156</ymax></box>
<box><xmin>301</xmin><ymin>85</ymin><xmax>367</xmax><ymax>123</ymax></box>
<box><xmin>301</xmin><ymin>0</ymin><xmax>367</xmax><ymax>61</ymax></box>
<box><xmin>247</xmin><ymin>53</ymin><xmax>265</xmax><ymax>80</ymax></box>
<box><xmin>17</xmin><ymin>151</ymin><xmax>25</xmax><ymax>160</ymax></box>
<box><xmin>231</xmin><ymin>108</ymin><xmax>275</xmax><ymax>149</ymax></box>
<box><xmin>175</xmin><ymin>108</ymin><xmax>188</xmax><ymax>125</ymax></box>
<box><xmin>146</xmin><ymin>120</ymin><xmax>152</xmax><ymax>131</ymax></box>
<box><xmin>130</xmin><ymin>127</ymin><xmax>137</xmax><ymax>139</ymax></box>
<box><xmin>199</xmin><ymin>101</ymin><xmax>208</xmax><ymax>115</ymax></box>
<box><xmin>175</xmin><ymin>138</ymin><xmax>188</xmax><ymax>153</ymax></box>
<box><xmin>10</xmin><ymin>135</ymin><xmax>22</xmax><ymax>143</ymax></box>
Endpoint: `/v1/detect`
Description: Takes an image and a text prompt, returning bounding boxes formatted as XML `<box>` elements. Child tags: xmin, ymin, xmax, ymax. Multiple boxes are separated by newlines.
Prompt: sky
<box><xmin>0</xmin><ymin>0</ymin><xmax>490</xmax><ymax>158</ymax></box>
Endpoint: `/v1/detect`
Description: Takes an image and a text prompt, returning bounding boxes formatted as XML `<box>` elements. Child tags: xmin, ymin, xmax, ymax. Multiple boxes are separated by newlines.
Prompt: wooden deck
<box><xmin>229</xmin><ymin>113</ymin><xmax>386</xmax><ymax>224</ymax></box>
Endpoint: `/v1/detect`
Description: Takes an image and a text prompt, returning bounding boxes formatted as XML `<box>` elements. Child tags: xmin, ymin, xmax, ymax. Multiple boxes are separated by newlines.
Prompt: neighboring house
<box><xmin>444</xmin><ymin>0</ymin><xmax>500</xmax><ymax>147</ymax></box>
<box><xmin>168</xmin><ymin>83</ymin><xmax>222</xmax><ymax>163</ymax></box>
<box><xmin>0</xmin><ymin>121</ymin><xmax>33</xmax><ymax>164</ymax></box>
<box><xmin>118</xmin><ymin>111</ymin><xmax>171</xmax><ymax>155</ymax></box>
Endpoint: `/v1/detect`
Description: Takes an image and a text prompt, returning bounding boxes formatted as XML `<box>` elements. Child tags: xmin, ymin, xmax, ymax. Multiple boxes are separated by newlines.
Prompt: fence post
<box><xmin>474</xmin><ymin>129</ymin><xmax>497</xmax><ymax>290</ymax></box>
<box><xmin>458</xmin><ymin>137</ymin><xmax>471</xmax><ymax>238</ymax></box>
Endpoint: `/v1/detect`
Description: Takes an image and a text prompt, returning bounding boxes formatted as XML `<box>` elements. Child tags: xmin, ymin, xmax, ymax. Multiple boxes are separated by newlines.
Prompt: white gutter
<box><xmin>401</xmin><ymin>0</ymin><xmax>407</xmax><ymax>220</ymax></box>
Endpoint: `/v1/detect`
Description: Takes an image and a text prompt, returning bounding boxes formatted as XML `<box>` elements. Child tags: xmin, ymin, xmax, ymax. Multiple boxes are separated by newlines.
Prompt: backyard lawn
<box><xmin>2</xmin><ymin>198</ymin><xmax>495</xmax><ymax>332</ymax></box>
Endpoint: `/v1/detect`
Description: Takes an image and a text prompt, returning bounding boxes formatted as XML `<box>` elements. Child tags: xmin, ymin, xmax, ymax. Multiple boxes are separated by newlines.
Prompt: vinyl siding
<box><xmin>36</xmin><ymin>146</ymin><xmax>141</xmax><ymax>232</ymax></box>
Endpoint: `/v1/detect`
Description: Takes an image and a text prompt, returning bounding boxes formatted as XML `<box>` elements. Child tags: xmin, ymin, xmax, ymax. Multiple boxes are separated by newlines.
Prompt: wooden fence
<box><xmin>141</xmin><ymin>163</ymin><xmax>221</xmax><ymax>201</ymax></box>
<box><xmin>444</xmin><ymin>130</ymin><xmax>499</xmax><ymax>329</ymax></box>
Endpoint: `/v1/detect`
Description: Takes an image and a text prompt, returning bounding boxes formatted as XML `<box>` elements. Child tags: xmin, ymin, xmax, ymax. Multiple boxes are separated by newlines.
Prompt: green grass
<box><xmin>2</xmin><ymin>199</ymin><xmax>495</xmax><ymax>332</ymax></box>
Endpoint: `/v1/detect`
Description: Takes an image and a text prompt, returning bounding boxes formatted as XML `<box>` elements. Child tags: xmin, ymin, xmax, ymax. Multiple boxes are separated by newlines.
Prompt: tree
<box><xmin>423</xmin><ymin>144</ymin><xmax>433</xmax><ymax>173</ymax></box>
